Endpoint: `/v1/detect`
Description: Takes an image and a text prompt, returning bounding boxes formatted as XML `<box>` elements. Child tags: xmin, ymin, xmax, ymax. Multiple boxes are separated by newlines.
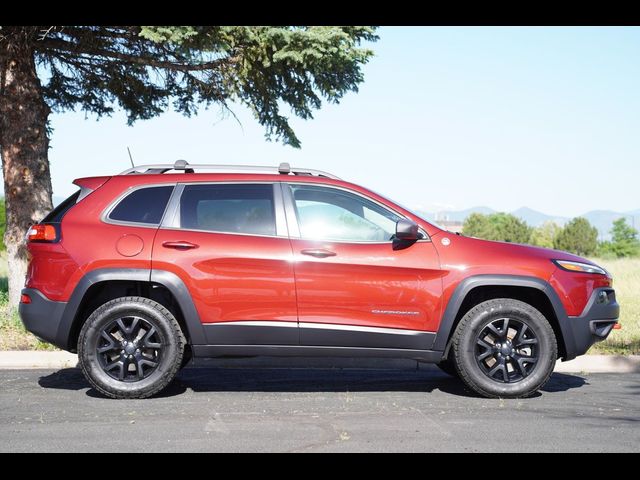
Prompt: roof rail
<box><xmin>118</xmin><ymin>160</ymin><xmax>340</xmax><ymax>179</ymax></box>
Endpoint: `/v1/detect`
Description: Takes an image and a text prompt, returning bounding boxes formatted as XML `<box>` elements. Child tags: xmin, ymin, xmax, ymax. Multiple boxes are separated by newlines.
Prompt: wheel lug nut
<box><xmin>121</xmin><ymin>350</ymin><xmax>125</xmax><ymax>354</ymax></box>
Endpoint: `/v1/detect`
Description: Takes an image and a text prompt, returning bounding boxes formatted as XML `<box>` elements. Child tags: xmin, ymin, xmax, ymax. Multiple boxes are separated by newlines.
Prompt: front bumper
<box><xmin>19</xmin><ymin>288</ymin><xmax>69</xmax><ymax>350</ymax></box>
<box><xmin>563</xmin><ymin>288</ymin><xmax>619</xmax><ymax>359</ymax></box>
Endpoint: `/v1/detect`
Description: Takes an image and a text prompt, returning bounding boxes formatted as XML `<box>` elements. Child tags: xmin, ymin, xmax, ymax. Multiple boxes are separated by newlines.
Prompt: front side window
<box><xmin>108</xmin><ymin>185</ymin><xmax>174</xmax><ymax>225</ymax></box>
<box><xmin>289</xmin><ymin>184</ymin><xmax>402</xmax><ymax>242</ymax></box>
<box><xmin>179</xmin><ymin>183</ymin><xmax>276</xmax><ymax>236</ymax></box>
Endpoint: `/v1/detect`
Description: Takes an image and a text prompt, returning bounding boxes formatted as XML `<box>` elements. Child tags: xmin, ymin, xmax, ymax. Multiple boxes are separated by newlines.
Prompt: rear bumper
<box><xmin>563</xmin><ymin>288</ymin><xmax>619</xmax><ymax>360</ymax></box>
<box><xmin>19</xmin><ymin>288</ymin><xmax>69</xmax><ymax>350</ymax></box>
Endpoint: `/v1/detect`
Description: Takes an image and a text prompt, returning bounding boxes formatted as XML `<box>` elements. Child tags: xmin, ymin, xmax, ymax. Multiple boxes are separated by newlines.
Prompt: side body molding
<box><xmin>433</xmin><ymin>274</ymin><xmax>573</xmax><ymax>358</ymax></box>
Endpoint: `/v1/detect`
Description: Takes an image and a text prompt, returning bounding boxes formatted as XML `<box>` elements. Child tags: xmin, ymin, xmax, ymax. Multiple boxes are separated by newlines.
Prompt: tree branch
<box><xmin>37</xmin><ymin>26</ymin><xmax>57</xmax><ymax>41</ymax></box>
<box><xmin>38</xmin><ymin>37</ymin><xmax>235</xmax><ymax>72</ymax></box>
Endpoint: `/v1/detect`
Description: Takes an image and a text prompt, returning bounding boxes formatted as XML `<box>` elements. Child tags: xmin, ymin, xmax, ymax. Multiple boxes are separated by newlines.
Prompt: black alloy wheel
<box><xmin>97</xmin><ymin>316</ymin><xmax>164</xmax><ymax>382</ymax></box>
<box><xmin>475</xmin><ymin>317</ymin><xmax>538</xmax><ymax>383</ymax></box>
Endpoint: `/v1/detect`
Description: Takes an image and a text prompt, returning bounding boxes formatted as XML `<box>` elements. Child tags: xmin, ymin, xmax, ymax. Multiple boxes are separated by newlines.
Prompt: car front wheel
<box><xmin>451</xmin><ymin>298</ymin><xmax>557</xmax><ymax>398</ymax></box>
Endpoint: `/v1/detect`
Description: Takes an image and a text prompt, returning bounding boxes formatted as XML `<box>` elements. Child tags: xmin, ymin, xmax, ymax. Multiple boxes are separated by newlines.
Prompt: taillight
<box><xmin>27</xmin><ymin>224</ymin><xmax>58</xmax><ymax>242</ymax></box>
<box><xmin>20</xmin><ymin>293</ymin><xmax>32</xmax><ymax>304</ymax></box>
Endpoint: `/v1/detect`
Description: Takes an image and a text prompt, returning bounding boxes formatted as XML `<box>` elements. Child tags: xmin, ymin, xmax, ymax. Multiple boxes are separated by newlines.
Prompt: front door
<box><xmin>283</xmin><ymin>183</ymin><xmax>443</xmax><ymax>350</ymax></box>
<box><xmin>152</xmin><ymin>182</ymin><xmax>298</xmax><ymax>345</ymax></box>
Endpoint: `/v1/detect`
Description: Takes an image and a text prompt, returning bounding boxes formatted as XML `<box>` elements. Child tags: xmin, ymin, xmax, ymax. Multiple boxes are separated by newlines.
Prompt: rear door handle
<box><xmin>162</xmin><ymin>241</ymin><xmax>199</xmax><ymax>250</ymax></box>
<box><xmin>300</xmin><ymin>248</ymin><xmax>336</xmax><ymax>258</ymax></box>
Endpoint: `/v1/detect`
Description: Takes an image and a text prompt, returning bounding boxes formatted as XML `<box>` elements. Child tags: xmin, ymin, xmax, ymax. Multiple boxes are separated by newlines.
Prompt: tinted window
<box><xmin>42</xmin><ymin>190</ymin><xmax>81</xmax><ymax>223</ymax></box>
<box><xmin>109</xmin><ymin>186</ymin><xmax>174</xmax><ymax>225</ymax></box>
<box><xmin>290</xmin><ymin>185</ymin><xmax>402</xmax><ymax>242</ymax></box>
<box><xmin>179</xmin><ymin>184</ymin><xmax>276</xmax><ymax>236</ymax></box>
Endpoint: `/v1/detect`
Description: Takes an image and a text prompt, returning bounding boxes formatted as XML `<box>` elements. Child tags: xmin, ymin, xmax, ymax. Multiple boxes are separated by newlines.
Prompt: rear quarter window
<box><xmin>42</xmin><ymin>191</ymin><xmax>81</xmax><ymax>223</ymax></box>
<box><xmin>108</xmin><ymin>185</ymin><xmax>174</xmax><ymax>225</ymax></box>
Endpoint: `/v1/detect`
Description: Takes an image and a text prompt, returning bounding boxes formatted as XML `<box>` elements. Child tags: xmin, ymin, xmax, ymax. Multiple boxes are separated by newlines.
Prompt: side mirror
<box><xmin>395</xmin><ymin>219</ymin><xmax>420</xmax><ymax>241</ymax></box>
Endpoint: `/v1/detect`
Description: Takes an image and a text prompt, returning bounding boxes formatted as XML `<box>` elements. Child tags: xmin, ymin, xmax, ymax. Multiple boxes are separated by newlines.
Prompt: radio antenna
<box><xmin>127</xmin><ymin>147</ymin><xmax>135</xmax><ymax>168</ymax></box>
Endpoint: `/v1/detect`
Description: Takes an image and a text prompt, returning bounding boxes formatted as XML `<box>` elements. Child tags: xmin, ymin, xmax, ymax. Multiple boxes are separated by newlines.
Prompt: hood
<box><xmin>430</xmin><ymin>230</ymin><xmax>599</xmax><ymax>280</ymax></box>
<box><xmin>481</xmin><ymin>240</ymin><xmax>595</xmax><ymax>265</ymax></box>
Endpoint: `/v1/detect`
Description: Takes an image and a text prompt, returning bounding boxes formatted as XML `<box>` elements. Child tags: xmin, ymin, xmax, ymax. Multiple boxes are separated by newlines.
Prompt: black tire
<box><xmin>451</xmin><ymin>298</ymin><xmax>557</xmax><ymax>399</ymax></box>
<box><xmin>181</xmin><ymin>345</ymin><xmax>193</xmax><ymax>369</ymax></box>
<box><xmin>78</xmin><ymin>296</ymin><xmax>186</xmax><ymax>399</ymax></box>
<box><xmin>436</xmin><ymin>357</ymin><xmax>459</xmax><ymax>378</ymax></box>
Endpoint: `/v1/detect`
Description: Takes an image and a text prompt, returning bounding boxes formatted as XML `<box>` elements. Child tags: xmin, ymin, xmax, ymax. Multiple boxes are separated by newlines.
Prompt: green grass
<box><xmin>0</xmin><ymin>302</ymin><xmax>56</xmax><ymax>350</ymax></box>
<box><xmin>589</xmin><ymin>257</ymin><xmax>640</xmax><ymax>354</ymax></box>
<box><xmin>0</xmin><ymin>254</ymin><xmax>638</xmax><ymax>353</ymax></box>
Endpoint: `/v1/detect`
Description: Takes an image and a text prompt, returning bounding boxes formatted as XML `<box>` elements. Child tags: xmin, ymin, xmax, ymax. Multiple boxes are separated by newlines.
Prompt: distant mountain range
<box><xmin>417</xmin><ymin>206</ymin><xmax>640</xmax><ymax>241</ymax></box>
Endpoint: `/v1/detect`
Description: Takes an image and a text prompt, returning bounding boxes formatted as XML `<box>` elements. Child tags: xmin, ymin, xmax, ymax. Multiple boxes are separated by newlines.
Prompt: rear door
<box><xmin>152</xmin><ymin>182</ymin><xmax>298</xmax><ymax>345</ymax></box>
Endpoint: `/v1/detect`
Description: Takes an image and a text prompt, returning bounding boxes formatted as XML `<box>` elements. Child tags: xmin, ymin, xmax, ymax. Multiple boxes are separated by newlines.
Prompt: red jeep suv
<box><xmin>19</xmin><ymin>161</ymin><xmax>619</xmax><ymax>399</ymax></box>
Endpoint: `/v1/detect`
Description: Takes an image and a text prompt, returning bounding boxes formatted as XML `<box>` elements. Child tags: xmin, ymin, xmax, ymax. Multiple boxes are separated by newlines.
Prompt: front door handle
<box><xmin>162</xmin><ymin>241</ymin><xmax>199</xmax><ymax>250</ymax></box>
<box><xmin>301</xmin><ymin>248</ymin><xmax>336</xmax><ymax>258</ymax></box>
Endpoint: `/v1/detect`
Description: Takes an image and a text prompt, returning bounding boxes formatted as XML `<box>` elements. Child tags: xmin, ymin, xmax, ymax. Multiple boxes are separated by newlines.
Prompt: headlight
<box><xmin>552</xmin><ymin>259</ymin><xmax>608</xmax><ymax>275</ymax></box>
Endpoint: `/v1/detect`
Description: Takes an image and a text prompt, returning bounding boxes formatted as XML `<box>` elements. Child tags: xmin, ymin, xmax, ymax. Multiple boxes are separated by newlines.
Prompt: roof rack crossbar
<box><xmin>119</xmin><ymin>160</ymin><xmax>340</xmax><ymax>179</ymax></box>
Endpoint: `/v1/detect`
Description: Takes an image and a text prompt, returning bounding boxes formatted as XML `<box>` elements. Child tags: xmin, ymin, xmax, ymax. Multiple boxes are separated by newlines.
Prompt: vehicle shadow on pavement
<box><xmin>37</xmin><ymin>367</ymin><xmax>587</xmax><ymax>399</ymax></box>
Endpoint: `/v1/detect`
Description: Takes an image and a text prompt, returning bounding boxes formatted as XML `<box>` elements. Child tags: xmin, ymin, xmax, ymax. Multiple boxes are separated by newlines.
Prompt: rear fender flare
<box><xmin>60</xmin><ymin>268</ymin><xmax>205</xmax><ymax>349</ymax></box>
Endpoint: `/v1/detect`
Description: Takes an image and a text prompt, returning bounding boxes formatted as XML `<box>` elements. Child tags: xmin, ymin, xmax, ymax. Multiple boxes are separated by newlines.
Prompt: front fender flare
<box><xmin>432</xmin><ymin>275</ymin><xmax>574</xmax><ymax>359</ymax></box>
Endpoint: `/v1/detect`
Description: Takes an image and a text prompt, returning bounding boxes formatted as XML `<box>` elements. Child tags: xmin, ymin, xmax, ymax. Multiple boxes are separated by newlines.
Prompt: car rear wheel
<box><xmin>451</xmin><ymin>298</ymin><xmax>557</xmax><ymax>398</ymax></box>
<box><xmin>78</xmin><ymin>296</ymin><xmax>185</xmax><ymax>399</ymax></box>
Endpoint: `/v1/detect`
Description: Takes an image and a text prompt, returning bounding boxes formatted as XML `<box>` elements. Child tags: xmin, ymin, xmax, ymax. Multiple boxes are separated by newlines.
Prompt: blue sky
<box><xmin>40</xmin><ymin>26</ymin><xmax>640</xmax><ymax>217</ymax></box>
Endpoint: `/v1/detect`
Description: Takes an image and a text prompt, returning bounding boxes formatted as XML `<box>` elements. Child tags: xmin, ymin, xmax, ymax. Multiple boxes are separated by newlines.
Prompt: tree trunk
<box><xmin>0</xmin><ymin>36</ymin><xmax>53</xmax><ymax>309</ymax></box>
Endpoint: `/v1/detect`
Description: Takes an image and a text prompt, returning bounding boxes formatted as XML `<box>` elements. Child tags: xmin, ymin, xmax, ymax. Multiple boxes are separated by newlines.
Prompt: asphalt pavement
<box><xmin>0</xmin><ymin>366</ymin><xmax>638</xmax><ymax>452</ymax></box>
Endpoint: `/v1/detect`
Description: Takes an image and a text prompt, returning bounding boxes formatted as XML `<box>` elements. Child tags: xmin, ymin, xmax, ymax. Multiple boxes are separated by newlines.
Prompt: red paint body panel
<box><xmin>549</xmin><ymin>267</ymin><xmax>612</xmax><ymax>316</ymax></box>
<box><xmin>152</xmin><ymin>229</ymin><xmax>298</xmax><ymax>323</ymax></box>
<box><xmin>290</xmin><ymin>239</ymin><xmax>443</xmax><ymax>331</ymax></box>
<box><xmin>431</xmin><ymin>232</ymin><xmax>608</xmax><ymax>319</ymax></box>
<box><xmin>25</xmin><ymin>242</ymin><xmax>79</xmax><ymax>301</ymax></box>
<box><xmin>57</xmin><ymin>177</ymin><xmax>162</xmax><ymax>298</ymax></box>
<box><xmin>24</xmin><ymin>171</ymin><xmax>612</xmax><ymax>335</ymax></box>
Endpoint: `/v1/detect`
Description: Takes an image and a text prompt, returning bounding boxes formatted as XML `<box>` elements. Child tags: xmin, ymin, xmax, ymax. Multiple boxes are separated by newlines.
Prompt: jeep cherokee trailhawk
<box><xmin>19</xmin><ymin>161</ymin><xmax>619</xmax><ymax>399</ymax></box>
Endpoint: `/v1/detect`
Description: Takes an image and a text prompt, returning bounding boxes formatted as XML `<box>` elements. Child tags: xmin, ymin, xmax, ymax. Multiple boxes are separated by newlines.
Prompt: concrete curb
<box><xmin>553</xmin><ymin>355</ymin><xmax>640</xmax><ymax>373</ymax></box>
<box><xmin>0</xmin><ymin>351</ymin><xmax>639</xmax><ymax>373</ymax></box>
<box><xmin>0</xmin><ymin>351</ymin><xmax>78</xmax><ymax>369</ymax></box>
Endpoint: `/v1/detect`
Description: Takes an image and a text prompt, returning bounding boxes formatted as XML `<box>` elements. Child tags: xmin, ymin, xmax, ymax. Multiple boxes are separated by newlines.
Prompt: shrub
<box><xmin>554</xmin><ymin>217</ymin><xmax>598</xmax><ymax>256</ymax></box>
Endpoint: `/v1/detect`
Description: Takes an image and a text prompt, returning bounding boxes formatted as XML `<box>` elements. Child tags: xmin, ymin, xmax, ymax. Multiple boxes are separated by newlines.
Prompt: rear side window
<box><xmin>179</xmin><ymin>184</ymin><xmax>275</xmax><ymax>236</ymax></box>
<box><xmin>42</xmin><ymin>190</ymin><xmax>81</xmax><ymax>223</ymax></box>
<box><xmin>109</xmin><ymin>186</ymin><xmax>174</xmax><ymax>225</ymax></box>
